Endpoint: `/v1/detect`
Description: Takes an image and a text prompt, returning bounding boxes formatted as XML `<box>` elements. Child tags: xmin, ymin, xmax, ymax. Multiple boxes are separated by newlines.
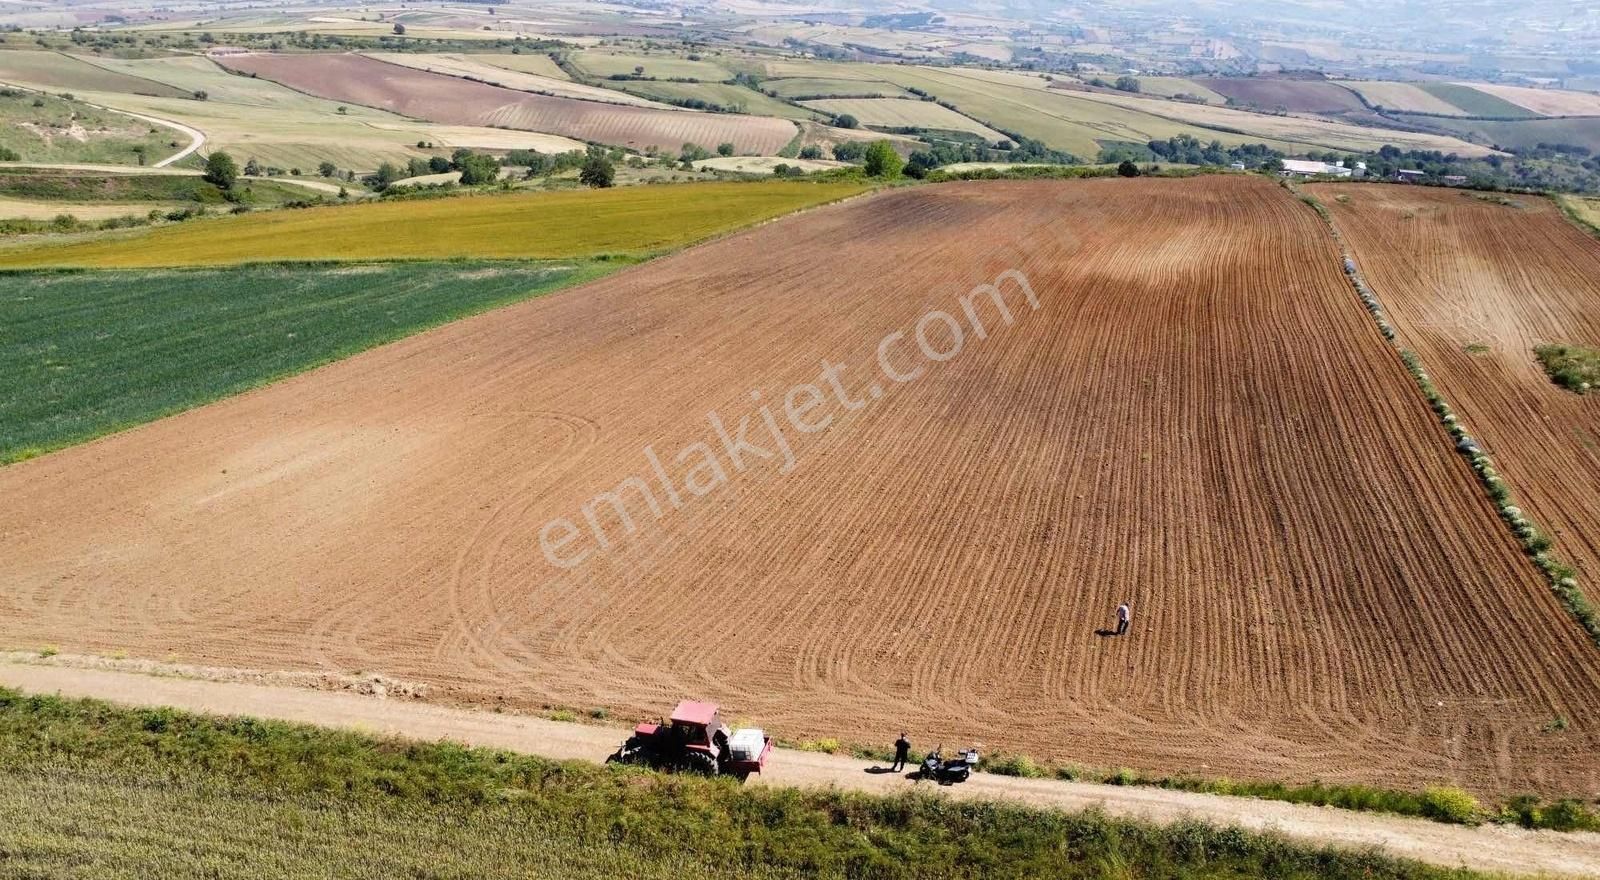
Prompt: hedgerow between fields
<box><xmin>0</xmin><ymin>688</ymin><xmax>1492</xmax><ymax>880</ymax></box>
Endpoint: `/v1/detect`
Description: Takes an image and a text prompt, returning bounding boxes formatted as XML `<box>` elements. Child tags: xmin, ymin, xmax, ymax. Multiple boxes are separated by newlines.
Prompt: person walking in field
<box><xmin>891</xmin><ymin>732</ymin><xmax>911</xmax><ymax>772</ymax></box>
<box><xmin>1115</xmin><ymin>602</ymin><xmax>1131</xmax><ymax>636</ymax></box>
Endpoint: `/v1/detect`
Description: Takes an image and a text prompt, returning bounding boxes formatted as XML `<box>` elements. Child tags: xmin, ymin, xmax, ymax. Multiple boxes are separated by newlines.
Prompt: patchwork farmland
<box><xmin>3</xmin><ymin>177</ymin><xmax>1598</xmax><ymax>798</ymax></box>
<box><xmin>215</xmin><ymin>53</ymin><xmax>798</xmax><ymax>155</ymax></box>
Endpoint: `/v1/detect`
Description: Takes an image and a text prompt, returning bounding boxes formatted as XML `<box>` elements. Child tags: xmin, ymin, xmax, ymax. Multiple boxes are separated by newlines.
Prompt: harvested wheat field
<box><xmin>1313</xmin><ymin>184</ymin><xmax>1600</xmax><ymax>611</ymax></box>
<box><xmin>215</xmin><ymin>52</ymin><xmax>797</xmax><ymax>155</ymax></box>
<box><xmin>3</xmin><ymin>177</ymin><xmax>1598</xmax><ymax>796</ymax></box>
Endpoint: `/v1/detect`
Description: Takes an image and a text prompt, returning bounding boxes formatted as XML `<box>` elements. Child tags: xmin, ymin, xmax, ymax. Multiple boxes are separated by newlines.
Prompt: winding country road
<box><xmin>112</xmin><ymin>106</ymin><xmax>205</xmax><ymax>167</ymax></box>
<box><xmin>1</xmin><ymin>659</ymin><xmax>1595</xmax><ymax>878</ymax></box>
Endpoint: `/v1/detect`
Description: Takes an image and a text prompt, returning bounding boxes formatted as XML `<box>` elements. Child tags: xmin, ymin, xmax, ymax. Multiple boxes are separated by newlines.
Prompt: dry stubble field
<box><xmin>1</xmin><ymin>177</ymin><xmax>1597</xmax><ymax>796</ymax></box>
<box><xmin>1312</xmin><ymin>184</ymin><xmax>1600</xmax><ymax>616</ymax></box>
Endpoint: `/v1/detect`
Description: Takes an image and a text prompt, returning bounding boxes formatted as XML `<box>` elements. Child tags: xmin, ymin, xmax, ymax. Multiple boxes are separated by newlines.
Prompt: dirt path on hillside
<box><xmin>2</xmin><ymin>661</ymin><xmax>1596</xmax><ymax>878</ymax></box>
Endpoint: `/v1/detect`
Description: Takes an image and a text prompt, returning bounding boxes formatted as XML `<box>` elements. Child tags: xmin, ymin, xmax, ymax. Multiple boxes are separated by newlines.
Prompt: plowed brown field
<box><xmin>3</xmin><ymin>177</ymin><xmax>1598</xmax><ymax>795</ymax></box>
<box><xmin>1313</xmin><ymin>184</ymin><xmax>1600</xmax><ymax>610</ymax></box>
<box><xmin>215</xmin><ymin>53</ymin><xmax>797</xmax><ymax>155</ymax></box>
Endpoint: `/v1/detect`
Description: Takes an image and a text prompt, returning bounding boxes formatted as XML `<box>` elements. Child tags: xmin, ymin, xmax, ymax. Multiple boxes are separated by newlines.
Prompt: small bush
<box><xmin>982</xmin><ymin>753</ymin><xmax>1045</xmax><ymax>778</ymax></box>
<box><xmin>548</xmin><ymin>709</ymin><xmax>578</xmax><ymax>723</ymax></box>
<box><xmin>1420</xmin><ymin>786</ymin><xmax>1481</xmax><ymax>824</ymax></box>
<box><xmin>1534</xmin><ymin>344</ymin><xmax>1600</xmax><ymax>393</ymax></box>
<box><xmin>797</xmin><ymin>737</ymin><xmax>841</xmax><ymax>754</ymax></box>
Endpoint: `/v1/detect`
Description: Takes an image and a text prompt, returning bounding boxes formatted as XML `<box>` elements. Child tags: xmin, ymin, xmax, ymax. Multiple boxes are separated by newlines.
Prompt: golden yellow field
<box><xmin>1562</xmin><ymin>195</ymin><xmax>1600</xmax><ymax>233</ymax></box>
<box><xmin>0</xmin><ymin>181</ymin><xmax>872</xmax><ymax>268</ymax></box>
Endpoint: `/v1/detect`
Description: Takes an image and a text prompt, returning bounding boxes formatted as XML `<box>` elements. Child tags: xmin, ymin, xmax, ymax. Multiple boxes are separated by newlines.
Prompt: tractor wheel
<box><xmin>681</xmin><ymin>751</ymin><xmax>719</xmax><ymax>776</ymax></box>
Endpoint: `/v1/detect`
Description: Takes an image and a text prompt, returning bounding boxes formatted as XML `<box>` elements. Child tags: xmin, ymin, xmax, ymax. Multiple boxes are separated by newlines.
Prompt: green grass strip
<box><xmin>0</xmin><ymin>687</ymin><xmax>1494</xmax><ymax>880</ymax></box>
<box><xmin>0</xmin><ymin>259</ymin><xmax>620</xmax><ymax>464</ymax></box>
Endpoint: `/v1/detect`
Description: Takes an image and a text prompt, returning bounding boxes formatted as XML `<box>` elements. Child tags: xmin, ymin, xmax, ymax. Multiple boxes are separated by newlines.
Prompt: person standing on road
<box><xmin>891</xmin><ymin>732</ymin><xmax>911</xmax><ymax>772</ymax></box>
<box><xmin>1115</xmin><ymin>602</ymin><xmax>1131</xmax><ymax>636</ymax></box>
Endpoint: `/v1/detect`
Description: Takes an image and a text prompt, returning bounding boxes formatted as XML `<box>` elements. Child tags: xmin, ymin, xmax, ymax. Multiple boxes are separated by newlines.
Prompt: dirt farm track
<box><xmin>2</xmin><ymin>177</ymin><xmax>1599</xmax><ymax>797</ymax></box>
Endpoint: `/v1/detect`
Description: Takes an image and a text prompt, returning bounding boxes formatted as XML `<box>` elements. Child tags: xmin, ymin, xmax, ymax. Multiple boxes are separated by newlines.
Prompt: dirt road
<box><xmin>113</xmin><ymin>106</ymin><xmax>204</xmax><ymax>167</ymax></box>
<box><xmin>2</xmin><ymin>661</ymin><xmax>1595</xmax><ymax>878</ymax></box>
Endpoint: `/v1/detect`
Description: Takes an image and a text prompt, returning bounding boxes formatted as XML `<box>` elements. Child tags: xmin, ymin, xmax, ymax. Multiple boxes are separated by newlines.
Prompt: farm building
<box><xmin>1281</xmin><ymin>159</ymin><xmax>1366</xmax><ymax>178</ymax></box>
<box><xmin>1393</xmin><ymin>169</ymin><xmax>1426</xmax><ymax>183</ymax></box>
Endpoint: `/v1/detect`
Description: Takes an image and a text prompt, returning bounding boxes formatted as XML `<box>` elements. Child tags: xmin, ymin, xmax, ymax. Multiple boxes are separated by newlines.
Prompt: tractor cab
<box><xmin>669</xmin><ymin>700</ymin><xmax>730</xmax><ymax>756</ymax></box>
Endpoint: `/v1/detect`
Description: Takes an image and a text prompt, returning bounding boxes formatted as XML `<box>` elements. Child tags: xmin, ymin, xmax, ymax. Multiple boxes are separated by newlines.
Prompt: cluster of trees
<box><xmin>1339</xmin><ymin>144</ymin><xmax>1600</xmax><ymax>192</ymax></box>
<box><xmin>1086</xmin><ymin>76</ymin><xmax>1141</xmax><ymax>93</ymax></box>
<box><xmin>898</xmin><ymin>134</ymin><xmax>1075</xmax><ymax>177</ymax></box>
<box><xmin>1096</xmin><ymin>135</ymin><xmax>1283</xmax><ymax>169</ymax></box>
<box><xmin>504</xmin><ymin>149</ymin><xmax>589</xmax><ymax>178</ymax></box>
<box><xmin>364</xmin><ymin>148</ymin><xmax>506</xmax><ymax>190</ymax></box>
<box><xmin>1149</xmin><ymin>135</ymin><xmax>1281</xmax><ymax>167</ymax></box>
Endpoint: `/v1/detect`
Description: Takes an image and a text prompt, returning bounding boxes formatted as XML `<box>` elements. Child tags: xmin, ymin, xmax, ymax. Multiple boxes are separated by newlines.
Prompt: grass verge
<box><xmin>816</xmin><ymin>738</ymin><xmax>1598</xmax><ymax>832</ymax></box>
<box><xmin>0</xmin><ymin>687</ymin><xmax>1494</xmax><ymax>880</ymax></box>
<box><xmin>0</xmin><ymin>179</ymin><xmax>872</xmax><ymax>268</ymax></box>
<box><xmin>1556</xmin><ymin>194</ymin><xmax>1600</xmax><ymax>239</ymax></box>
<box><xmin>0</xmin><ymin>259</ymin><xmax>621</xmax><ymax>464</ymax></box>
<box><xmin>0</xmin><ymin>167</ymin><xmax>312</xmax><ymax>205</ymax></box>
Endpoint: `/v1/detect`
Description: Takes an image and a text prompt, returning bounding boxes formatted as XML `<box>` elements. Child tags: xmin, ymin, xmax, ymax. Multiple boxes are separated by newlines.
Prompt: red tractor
<box><xmin>607</xmin><ymin>701</ymin><xmax>771</xmax><ymax>780</ymax></box>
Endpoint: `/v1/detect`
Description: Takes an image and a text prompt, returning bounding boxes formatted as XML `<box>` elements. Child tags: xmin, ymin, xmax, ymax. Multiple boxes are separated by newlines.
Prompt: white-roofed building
<box><xmin>1281</xmin><ymin>159</ymin><xmax>1354</xmax><ymax>178</ymax></box>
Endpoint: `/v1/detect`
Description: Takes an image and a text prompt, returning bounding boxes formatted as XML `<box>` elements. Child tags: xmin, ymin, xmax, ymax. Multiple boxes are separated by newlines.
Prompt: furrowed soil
<box><xmin>2</xmin><ymin>177</ymin><xmax>1598</xmax><ymax>796</ymax></box>
<box><xmin>1312</xmin><ymin>184</ymin><xmax>1600</xmax><ymax>614</ymax></box>
<box><xmin>214</xmin><ymin>52</ymin><xmax>797</xmax><ymax>155</ymax></box>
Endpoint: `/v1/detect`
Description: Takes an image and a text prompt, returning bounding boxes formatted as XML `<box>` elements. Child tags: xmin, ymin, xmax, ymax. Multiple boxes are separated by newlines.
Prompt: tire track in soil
<box><xmin>3</xmin><ymin>178</ymin><xmax>1599</xmax><ymax>796</ymax></box>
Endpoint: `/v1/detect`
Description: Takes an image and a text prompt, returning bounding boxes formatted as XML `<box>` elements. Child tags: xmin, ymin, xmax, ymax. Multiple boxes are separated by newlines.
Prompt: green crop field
<box><xmin>570</xmin><ymin>50</ymin><xmax>731</xmax><ymax>81</ymax></box>
<box><xmin>0</xmin><ymin>260</ymin><xmax>612</xmax><ymax>463</ymax></box>
<box><xmin>0</xmin><ymin>90</ymin><xmax>177</xmax><ymax>165</ymax></box>
<box><xmin>0</xmin><ymin>689</ymin><xmax>1490</xmax><ymax>880</ymax></box>
<box><xmin>0</xmin><ymin>180</ymin><xmax>872</xmax><ymax>268</ymax></box>
<box><xmin>1416</xmin><ymin>83</ymin><xmax>1537</xmax><ymax>118</ymax></box>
